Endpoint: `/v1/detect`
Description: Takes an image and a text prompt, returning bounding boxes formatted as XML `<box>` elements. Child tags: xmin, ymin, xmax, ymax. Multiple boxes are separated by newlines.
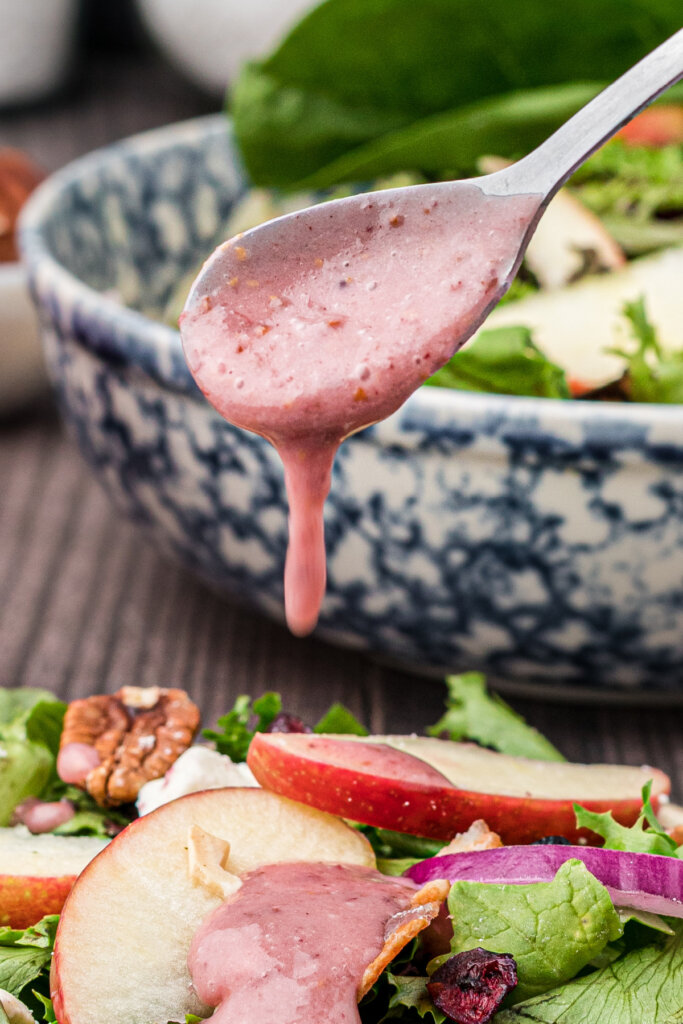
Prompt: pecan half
<box><xmin>59</xmin><ymin>687</ymin><xmax>200</xmax><ymax>806</ymax></box>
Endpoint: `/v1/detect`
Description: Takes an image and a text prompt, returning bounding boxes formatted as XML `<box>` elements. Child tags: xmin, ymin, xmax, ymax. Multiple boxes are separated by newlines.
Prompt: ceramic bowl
<box><xmin>19</xmin><ymin>116</ymin><xmax>683</xmax><ymax>696</ymax></box>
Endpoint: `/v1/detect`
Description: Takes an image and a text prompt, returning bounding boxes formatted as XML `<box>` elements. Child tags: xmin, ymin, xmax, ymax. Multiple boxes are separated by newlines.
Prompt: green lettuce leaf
<box><xmin>24</xmin><ymin>701</ymin><xmax>66</xmax><ymax>760</ymax></box>
<box><xmin>32</xmin><ymin>993</ymin><xmax>56</xmax><ymax>1023</ymax></box>
<box><xmin>314</xmin><ymin>702</ymin><xmax>368</xmax><ymax>735</ymax></box>
<box><xmin>205</xmin><ymin>693</ymin><xmax>369</xmax><ymax>761</ymax></box>
<box><xmin>610</xmin><ymin>297</ymin><xmax>683</xmax><ymax>404</ymax></box>
<box><xmin>231</xmin><ymin>0</ymin><xmax>681</xmax><ymax>189</ymax></box>
<box><xmin>426</xmin><ymin>327</ymin><xmax>571</xmax><ymax>399</ymax></box>
<box><xmin>0</xmin><ymin>690</ymin><xmax>55</xmax><ymax>727</ymax></box>
<box><xmin>385</xmin><ymin>974</ymin><xmax>445</xmax><ymax>1023</ymax></box>
<box><xmin>493</xmin><ymin>922</ymin><xmax>683</xmax><ymax>1022</ymax></box>
<box><xmin>574</xmin><ymin>781</ymin><xmax>683</xmax><ymax>858</ymax></box>
<box><xmin>0</xmin><ymin>689</ymin><xmax>65</xmax><ymax>826</ymax></box>
<box><xmin>427</xmin><ymin>673</ymin><xmax>565</xmax><ymax>761</ymax></box>
<box><xmin>203</xmin><ymin>692</ymin><xmax>283</xmax><ymax>761</ymax></box>
<box><xmin>570</xmin><ymin>139</ymin><xmax>683</xmax><ymax>226</ymax></box>
<box><xmin>0</xmin><ymin>740</ymin><xmax>52</xmax><ymax>827</ymax></box>
<box><xmin>0</xmin><ymin>916</ymin><xmax>58</xmax><ymax>997</ymax></box>
<box><xmin>441</xmin><ymin>861</ymin><xmax>623</xmax><ymax>1001</ymax></box>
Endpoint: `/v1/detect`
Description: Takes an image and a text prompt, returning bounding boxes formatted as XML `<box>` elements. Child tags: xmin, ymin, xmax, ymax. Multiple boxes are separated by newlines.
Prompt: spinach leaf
<box><xmin>231</xmin><ymin>0</ymin><xmax>682</xmax><ymax>189</ymax></box>
<box><xmin>281</xmin><ymin>83</ymin><xmax>603</xmax><ymax>190</ymax></box>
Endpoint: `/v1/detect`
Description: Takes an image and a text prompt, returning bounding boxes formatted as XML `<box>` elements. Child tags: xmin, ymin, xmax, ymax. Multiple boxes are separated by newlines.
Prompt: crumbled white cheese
<box><xmin>136</xmin><ymin>746</ymin><xmax>259</xmax><ymax>815</ymax></box>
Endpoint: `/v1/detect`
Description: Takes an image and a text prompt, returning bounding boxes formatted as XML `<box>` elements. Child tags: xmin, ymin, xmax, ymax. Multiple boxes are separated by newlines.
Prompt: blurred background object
<box><xmin>136</xmin><ymin>0</ymin><xmax>316</xmax><ymax>95</ymax></box>
<box><xmin>0</xmin><ymin>0</ymin><xmax>80</xmax><ymax>107</ymax></box>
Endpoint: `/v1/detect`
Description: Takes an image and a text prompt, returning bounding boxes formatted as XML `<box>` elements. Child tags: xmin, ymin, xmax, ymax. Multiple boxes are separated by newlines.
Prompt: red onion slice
<box><xmin>405</xmin><ymin>846</ymin><xmax>683</xmax><ymax>918</ymax></box>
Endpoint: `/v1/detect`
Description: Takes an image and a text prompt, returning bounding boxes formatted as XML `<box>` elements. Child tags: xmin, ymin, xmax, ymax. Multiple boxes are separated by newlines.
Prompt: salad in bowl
<box><xmin>0</xmin><ymin>679</ymin><xmax>681</xmax><ymax>1023</ymax></box>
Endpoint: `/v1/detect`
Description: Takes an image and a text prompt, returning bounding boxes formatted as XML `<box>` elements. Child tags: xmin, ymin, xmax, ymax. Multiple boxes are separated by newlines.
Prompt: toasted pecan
<box><xmin>59</xmin><ymin>687</ymin><xmax>200</xmax><ymax>806</ymax></box>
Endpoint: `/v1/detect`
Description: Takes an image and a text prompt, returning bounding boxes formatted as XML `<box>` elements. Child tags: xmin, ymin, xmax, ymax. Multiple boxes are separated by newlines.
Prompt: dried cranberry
<box><xmin>266</xmin><ymin>712</ymin><xmax>312</xmax><ymax>734</ymax></box>
<box><xmin>426</xmin><ymin>948</ymin><xmax>517</xmax><ymax>1024</ymax></box>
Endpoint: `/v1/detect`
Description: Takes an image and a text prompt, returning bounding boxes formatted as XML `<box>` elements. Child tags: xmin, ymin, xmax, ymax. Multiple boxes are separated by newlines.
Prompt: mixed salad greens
<box><xmin>0</xmin><ymin>677</ymin><xmax>681</xmax><ymax>1024</ymax></box>
<box><xmin>162</xmin><ymin>0</ymin><xmax>683</xmax><ymax>405</ymax></box>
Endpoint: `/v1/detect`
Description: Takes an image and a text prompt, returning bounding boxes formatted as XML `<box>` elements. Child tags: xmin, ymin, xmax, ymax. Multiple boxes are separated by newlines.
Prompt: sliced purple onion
<box><xmin>405</xmin><ymin>846</ymin><xmax>683</xmax><ymax>918</ymax></box>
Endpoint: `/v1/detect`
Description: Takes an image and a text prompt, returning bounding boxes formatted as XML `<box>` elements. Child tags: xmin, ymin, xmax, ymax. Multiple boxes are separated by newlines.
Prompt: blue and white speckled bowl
<box><xmin>19</xmin><ymin>116</ymin><xmax>683</xmax><ymax>696</ymax></box>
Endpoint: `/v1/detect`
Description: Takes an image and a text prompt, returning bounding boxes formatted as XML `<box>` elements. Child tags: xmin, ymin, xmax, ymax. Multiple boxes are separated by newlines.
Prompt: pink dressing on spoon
<box><xmin>180</xmin><ymin>183</ymin><xmax>542</xmax><ymax>635</ymax></box>
<box><xmin>187</xmin><ymin>860</ymin><xmax>419</xmax><ymax>1024</ymax></box>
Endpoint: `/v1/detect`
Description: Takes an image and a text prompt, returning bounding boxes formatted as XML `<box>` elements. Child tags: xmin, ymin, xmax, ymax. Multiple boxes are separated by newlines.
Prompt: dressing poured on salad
<box><xmin>188</xmin><ymin>860</ymin><xmax>419</xmax><ymax>1024</ymax></box>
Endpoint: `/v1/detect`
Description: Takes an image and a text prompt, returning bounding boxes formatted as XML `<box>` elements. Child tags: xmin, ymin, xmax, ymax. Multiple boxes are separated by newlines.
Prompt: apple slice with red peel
<box><xmin>0</xmin><ymin>828</ymin><xmax>109</xmax><ymax>928</ymax></box>
<box><xmin>51</xmin><ymin>787</ymin><xmax>375</xmax><ymax>1024</ymax></box>
<box><xmin>247</xmin><ymin>733</ymin><xmax>670</xmax><ymax>844</ymax></box>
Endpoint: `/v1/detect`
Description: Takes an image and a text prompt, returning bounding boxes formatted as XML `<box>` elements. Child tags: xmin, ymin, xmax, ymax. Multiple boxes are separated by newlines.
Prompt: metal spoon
<box><xmin>180</xmin><ymin>29</ymin><xmax>682</xmax><ymax>636</ymax></box>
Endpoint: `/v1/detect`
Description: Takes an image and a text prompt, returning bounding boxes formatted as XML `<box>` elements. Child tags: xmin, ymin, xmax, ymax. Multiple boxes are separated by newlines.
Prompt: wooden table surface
<box><xmin>1</xmin><ymin>54</ymin><xmax>681</xmax><ymax>799</ymax></box>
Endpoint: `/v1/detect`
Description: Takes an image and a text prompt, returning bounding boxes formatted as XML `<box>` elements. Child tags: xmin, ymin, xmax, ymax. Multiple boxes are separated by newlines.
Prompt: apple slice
<box><xmin>0</xmin><ymin>828</ymin><xmax>109</xmax><ymax>928</ymax></box>
<box><xmin>247</xmin><ymin>733</ymin><xmax>670</xmax><ymax>844</ymax></box>
<box><xmin>470</xmin><ymin>245</ymin><xmax>683</xmax><ymax>392</ymax></box>
<box><xmin>51</xmin><ymin>787</ymin><xmax>375</xmax><ymax>1024</ymax></box>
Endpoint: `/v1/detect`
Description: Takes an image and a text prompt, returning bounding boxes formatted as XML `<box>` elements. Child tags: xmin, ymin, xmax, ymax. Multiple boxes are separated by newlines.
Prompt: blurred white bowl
<box><xmin>0</xmin><ymin>0</ymin><xmax>79</xmax><ymax>107</ymax></box>
<box><xmin>136</xmin><ymin>0</ymin><xmax>316</xmax><ymax>95</ymax></box>
<box><xmin>0</xmin><ymin>262</ymin><xmax>47</xmax><ymax>414</ymax></box>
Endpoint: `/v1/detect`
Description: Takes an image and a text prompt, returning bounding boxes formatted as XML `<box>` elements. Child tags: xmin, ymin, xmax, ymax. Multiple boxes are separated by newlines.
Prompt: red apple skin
<box><xmin>247</xmin><ymin>733</ymin><xmax>670</xmax><ymax>845</ymax></box>
<box><xmin>50</xmin><ymin>958</ymin><xmax>68</xmax><ymax>1024</ymax></box>
<box><xmin>0</xmin><ymin>874</ymin><xmax>76</xmax><ymax>928</ymax></box>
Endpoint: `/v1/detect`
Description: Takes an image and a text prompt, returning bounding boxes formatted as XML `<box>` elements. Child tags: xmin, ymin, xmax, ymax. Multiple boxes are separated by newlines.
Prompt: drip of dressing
<box><xmin>187</xmin><ymin>860</ymin><xmax>418</xmax><ymax>1024</ymax></box>
<box><xmin>180</xmin><ymin>185</ymin><xmax>542</xmax><ymax>634</ymax></box>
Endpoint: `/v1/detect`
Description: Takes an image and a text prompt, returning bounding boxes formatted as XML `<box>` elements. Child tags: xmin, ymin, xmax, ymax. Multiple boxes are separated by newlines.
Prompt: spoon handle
<box><xmin>495</xmin><ymin>28</ymin><xmax>683</xmax><ymax>200</ymax></box>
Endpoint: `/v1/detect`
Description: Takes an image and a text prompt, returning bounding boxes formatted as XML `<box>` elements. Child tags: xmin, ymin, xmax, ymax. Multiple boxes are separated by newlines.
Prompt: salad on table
<box><xmin>0</xmin><ymin>678</ymin><xmax>682</xmax><ymax>1024</ymax></box>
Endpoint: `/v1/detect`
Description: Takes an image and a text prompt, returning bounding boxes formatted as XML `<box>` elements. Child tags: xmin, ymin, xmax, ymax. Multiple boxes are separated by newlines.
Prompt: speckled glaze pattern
<box><xmin>20</xmin><ymin>116</ymin><xmax>683</xmax><ymax>694</ymax></box>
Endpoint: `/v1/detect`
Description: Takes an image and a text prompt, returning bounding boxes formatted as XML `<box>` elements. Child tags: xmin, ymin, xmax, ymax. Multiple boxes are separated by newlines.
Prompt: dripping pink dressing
<box><xmin>187</xmin><ymin>860</ymin><xmax>419</xmax><ymax>1024</ymax></box>
<box><xmin>180</xmin><ymin>184</ymin><xmax>543</xmax><ymax>634</ymax></box>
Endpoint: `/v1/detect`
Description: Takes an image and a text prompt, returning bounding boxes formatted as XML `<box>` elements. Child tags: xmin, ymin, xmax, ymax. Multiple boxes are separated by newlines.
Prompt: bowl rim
<box><xmin>18</xmin><ymin>111</ymin><xmax>683</xmax><ymax>433</ymax></box>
